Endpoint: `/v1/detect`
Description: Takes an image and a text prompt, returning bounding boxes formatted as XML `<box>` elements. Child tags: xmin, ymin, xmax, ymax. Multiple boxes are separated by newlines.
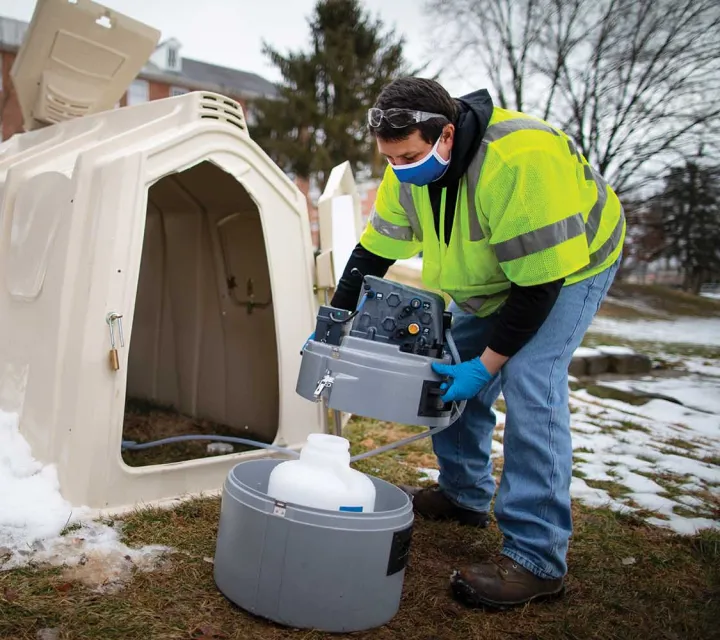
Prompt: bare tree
<box><xmin>424</xmin><ymin>0</ymin><xmax>720</xmax><ymax>195</ymax></box>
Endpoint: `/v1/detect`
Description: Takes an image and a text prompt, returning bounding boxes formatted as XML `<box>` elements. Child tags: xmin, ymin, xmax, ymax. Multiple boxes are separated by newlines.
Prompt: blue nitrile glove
<box><xmin>301</xmin><ymin>332</ymin><xmax>315</xmax><ymax>354</ymax></box>
<box><xmin>431</xmin><ymin>357</ymin><xmax>492</xmax><ymax>403</ymax></box>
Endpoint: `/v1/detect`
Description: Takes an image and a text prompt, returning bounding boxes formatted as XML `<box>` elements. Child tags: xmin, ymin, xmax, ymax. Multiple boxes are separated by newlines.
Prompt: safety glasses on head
<box><xmin>368</xmin><ymin>107</ymin><xmax>447</xmax><ymax>129</ymax></box>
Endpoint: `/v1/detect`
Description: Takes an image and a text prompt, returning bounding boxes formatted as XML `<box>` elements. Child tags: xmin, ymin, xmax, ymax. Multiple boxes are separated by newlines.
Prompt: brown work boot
<box><xmin>450</xmin><ymin>555</ymin><xmax>565</xmax><ymax>609</ymax></box>
<box><xmin>400</xmin><ymin>484</ymin><xmax>488</xmax><ymax>527</ymax></box>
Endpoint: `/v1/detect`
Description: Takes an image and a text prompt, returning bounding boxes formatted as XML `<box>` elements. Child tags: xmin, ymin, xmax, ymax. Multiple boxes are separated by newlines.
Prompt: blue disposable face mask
<box><xmin>390</xmin><ymin>136</ymin><xmax>450</xmax><ymax>186</ymax></box>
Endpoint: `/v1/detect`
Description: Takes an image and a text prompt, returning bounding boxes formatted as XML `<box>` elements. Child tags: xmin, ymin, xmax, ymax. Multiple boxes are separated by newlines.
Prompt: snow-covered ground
<box><xmin>568</xmin><ymin>385</ymin><xmax>718</xmax><ymax>535</ymax></box>
<box><xmin>0</xmin><ymin>410</ymin><xmax>171</xmax><ymax>589</ymax></box>
<box><xmin>589</xmin><ymin>316</ymin><xmax>720</xmax><ymax>346</ymax></box>
<box><xmin>418</xmin><ymin>380</ymin><xmax>719</xmax><ymax>536</ymax></box>
<box><xmin>556</xmin><ymin>310</ymin><xmax>719</xmax><ymax>534</ymax></box>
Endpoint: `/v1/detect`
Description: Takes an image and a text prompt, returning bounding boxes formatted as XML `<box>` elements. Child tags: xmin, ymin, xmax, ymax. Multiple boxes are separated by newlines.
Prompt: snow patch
<box><xmin>599</xmin><ymin>377</ymin><xmax>720</xmax><ymax>414</ymax></box>
<box><xmin>0</xmin><ymin>410</ymin><xmax>172</xmax><ymax>588</ymax></box>
<box><xmin>683</xmin><ymin>358</ymin><xmax>720</xmax><ymax>378</ymax></box>
<box><xmin>574</xmin><ymin>347</ymin><xmax>602</xmax><ymax>358</ymax></box>
<box><xmin>645</xmin><ymin>517</ymin><xmax>718</xmax><ymax>536</ymax></box>
<box><xmin>5</xmin><ymin>521</ymin><xmax>170</xmax><ymax>593</ymax></box>
<box><xmin>595</xmin><ymin>345</ymin><xmax>637</xmax><ymax>356</ymax></box>
<box><xmin>677</xmin><ymin>495</ymin><xmax>705</xmax><ymax>508</ymax></box>
<box><xmin>570</xmin><ymin>476</ymin><xmax>631</xmax><ymax>512</ymax></box>
<box><xmin>569</xmin><ymin>376</ymin><xmax>720</xmax><ymax>535</ymax></box>
<box><xmin>417</xmin><ymin>467</ymin><xmax>439</xmax><ymax>483</ymax></box>
<box><xmin>589</xmin><ymin>317</ymin><xmax>720</xmax><ymax>346</ymax></box>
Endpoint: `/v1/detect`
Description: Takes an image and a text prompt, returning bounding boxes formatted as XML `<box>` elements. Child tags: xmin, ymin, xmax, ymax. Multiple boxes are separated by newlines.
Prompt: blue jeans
<box><xmin>432</xmin><ymin>259</ymin><xmax>620</xmax><ymax>579</ymax></box>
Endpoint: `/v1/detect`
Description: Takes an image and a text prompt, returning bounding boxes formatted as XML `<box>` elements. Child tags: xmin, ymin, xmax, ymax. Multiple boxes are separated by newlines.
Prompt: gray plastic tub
<box><xmin>213</xmin><ymin>459</ymin><xmax>414</xmax><ymax>633</ymax></box>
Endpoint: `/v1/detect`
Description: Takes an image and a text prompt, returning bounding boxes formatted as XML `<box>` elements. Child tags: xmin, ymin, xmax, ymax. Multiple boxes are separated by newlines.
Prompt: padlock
<box><xmin>106</xmin><ymin>312</ymin><xmax>124</xmax><ymax>372</ymax></box>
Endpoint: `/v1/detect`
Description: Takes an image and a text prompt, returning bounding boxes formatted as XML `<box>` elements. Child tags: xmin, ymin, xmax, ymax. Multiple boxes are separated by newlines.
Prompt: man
<box><xmin>329</xmin><ymin>77</ymin><xmax>625</xmax><ymax>609</ymax></box>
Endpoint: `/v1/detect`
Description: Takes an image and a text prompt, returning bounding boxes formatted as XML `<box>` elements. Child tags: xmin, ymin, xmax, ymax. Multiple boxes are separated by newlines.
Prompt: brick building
<box><xmin>0</xmin><ymin>14</ymin><xmax>325</xmax><ymax>246</ymax></box>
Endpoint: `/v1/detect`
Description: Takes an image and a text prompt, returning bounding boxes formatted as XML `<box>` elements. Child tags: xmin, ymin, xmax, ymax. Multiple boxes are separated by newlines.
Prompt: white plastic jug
<box><xmin>267</xmin><ymin>433</ymin><xmax>376</xmax><ymax>513</ymax></box>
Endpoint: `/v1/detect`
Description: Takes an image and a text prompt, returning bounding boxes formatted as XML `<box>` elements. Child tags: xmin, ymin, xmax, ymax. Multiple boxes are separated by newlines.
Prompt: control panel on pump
<box><xmin>297</xmin><ymin>273</ymin><xmax>457</xmax><ymax>428</ymax></box>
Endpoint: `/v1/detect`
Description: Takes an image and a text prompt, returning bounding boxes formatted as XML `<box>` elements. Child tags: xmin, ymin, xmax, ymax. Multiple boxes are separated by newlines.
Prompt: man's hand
<box><xmin>431</xmin><ymin>356</ymin><xmax>493</xmax><ymax>403</ymax></box>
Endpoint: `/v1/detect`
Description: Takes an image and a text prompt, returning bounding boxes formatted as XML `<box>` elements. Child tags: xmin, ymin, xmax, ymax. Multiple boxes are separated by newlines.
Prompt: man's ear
<box><xmin>443</xmin><ymin>123</ymin><xmax>455</xmax><ymax>144</ymax></box>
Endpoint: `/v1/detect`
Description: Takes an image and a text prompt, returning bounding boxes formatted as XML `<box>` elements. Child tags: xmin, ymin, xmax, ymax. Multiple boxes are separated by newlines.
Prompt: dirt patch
<box><xmin>402</xmin><ymin>451</ymin><xmax>440</xmax><ymax>468</ymax></box>
<box><xmin>121</xmin><ymin>399</ymin><xmax>267</xmax><ymax>467</ymax></box>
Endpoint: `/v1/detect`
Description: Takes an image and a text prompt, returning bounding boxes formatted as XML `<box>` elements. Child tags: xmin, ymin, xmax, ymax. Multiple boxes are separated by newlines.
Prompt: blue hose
<box><xmin>122</xmin><ymin>434</ymin><xmax>300</xmax><ymax>457</ymax></box>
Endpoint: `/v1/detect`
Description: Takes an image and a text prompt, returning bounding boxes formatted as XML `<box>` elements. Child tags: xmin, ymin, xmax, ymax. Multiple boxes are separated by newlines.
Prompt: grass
<box><xmin>600</xmin><ymin>282</ymin><xmax>720</xmax><ymax>319</ymax></box>
<box><xmin>2</xmin><ymin>418</ymin><xmax>719</xmax><ymax>640</ymax></box>
<box><xmin>664</xmin><ymin>438</ymin><xmax>699</xmax><ymax>451</ymax></box>
<box><xmin>584</xmin><ymin>384</ymin><xmax>678</xmax><ymax>411</ymax></box>
<box><xmin>583</xmin><ymin>478</ymin><xmax>631</xmax><ymax>500</ymax></box>
<box><xmin>581</xmin><ymin>332</ymin><xmax>720</xmax><ymax>361</ymax></box>
<box><xmin>618</xmin><ymin>420</ymin><xmax>652</xmax><ymax>434</ymax></box>
<box><xmin>656</xmin><ymin>447</ymin><xmax>708</xmax><ymax>462</ymax></box>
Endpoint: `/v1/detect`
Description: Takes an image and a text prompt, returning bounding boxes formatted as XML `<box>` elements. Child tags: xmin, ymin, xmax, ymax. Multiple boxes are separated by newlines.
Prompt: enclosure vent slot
<box><xmin>42</xmin><ymin>88</ymin><xmax>93</xmax><ymax>121</ymax></box>
<box><xmin>199</xmin><ymin>94</ymin><xmax>246</xmax><ymax>131</ymax></box>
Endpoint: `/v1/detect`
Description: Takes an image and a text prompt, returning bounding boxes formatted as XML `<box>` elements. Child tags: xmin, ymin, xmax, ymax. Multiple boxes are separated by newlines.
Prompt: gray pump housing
<box><xmin>214</xmin><ymin>459</ymin><xmax>414</xmax><ymax>633</ymax></box>
<box><xmin>297</xmin><ymin>276</ymin><xmax>454</xmax><ymax>427</ymax></box>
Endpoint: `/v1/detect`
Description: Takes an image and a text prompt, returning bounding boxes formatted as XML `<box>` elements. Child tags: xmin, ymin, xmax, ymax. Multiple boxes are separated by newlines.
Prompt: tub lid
<box><xmin>224</xmin><ymin>459</ymin><xmax>413</xmax><ymax>531</ymax></box>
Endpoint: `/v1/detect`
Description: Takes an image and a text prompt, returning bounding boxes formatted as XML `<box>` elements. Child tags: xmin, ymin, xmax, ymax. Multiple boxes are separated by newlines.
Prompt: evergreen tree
<box><xmin>250</xmin><ymin>0</ymin><xmax>409</xmax><ymax>189</ymax></box>
<box><xmin>649</xmin><ymin>160</ymin><xmax>720</xmax><ymax>293</ymax></box>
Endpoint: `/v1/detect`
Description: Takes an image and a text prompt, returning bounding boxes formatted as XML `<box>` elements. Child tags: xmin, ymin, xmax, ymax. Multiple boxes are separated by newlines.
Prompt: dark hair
<box><xmin>371</xmin><ymin>77</ymin><xmax>458</xmax><ymax>143</ymax></box>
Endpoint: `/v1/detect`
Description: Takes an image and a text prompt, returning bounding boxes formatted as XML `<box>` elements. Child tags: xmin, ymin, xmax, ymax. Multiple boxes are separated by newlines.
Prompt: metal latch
<box><xmin>313</xmin><ymin>372</ymin><xmax>335</xmax><ymax>400</ymax></box>
<box><xmin>106</xmin><ymin>311</ymin><xmax>125</xmax><ymax>371</ymax></box>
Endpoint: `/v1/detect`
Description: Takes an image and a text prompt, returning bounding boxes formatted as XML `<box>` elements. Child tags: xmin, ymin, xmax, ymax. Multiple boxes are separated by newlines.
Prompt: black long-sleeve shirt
<box><xmin>330</xmin><ymin>243</ymin><xmax>563</xmax><ymax>358</ymax></box>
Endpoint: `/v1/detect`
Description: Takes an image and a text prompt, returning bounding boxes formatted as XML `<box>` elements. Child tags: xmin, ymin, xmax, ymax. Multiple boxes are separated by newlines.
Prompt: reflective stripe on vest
<box><xmin>567</xmin><ymin>137</ymin><xmax>582</xmax><ymax>164</ymax></box>
<box><xmin>368</xmin><ymin>206</ymin><xmax>414</xmax><ymax>241</ymax></box>
<box><xmin>587</xmin><ymin>206</ymin><xmax>625</xmax><ymax>270</ymax></box>
<box><xmin>492</xmin><ymin>212</ymin><xmax>586</xmax><ymax>263</ymax></box>
<box><xmin>398</xmin><ymin>185</ymin><xmax>423</xmax><ymax>241</ymax></box>
<box><xmin>457</xmin><ymin>295</ymin><xmax>490</xmax><ymax>315</ymax></box>
<box><xmin>465</xmin><ymin>149</ymin><xmax>485</xmax><ymax>241</ymax></box>
<box><xmin>585</xmin><ymin>165</ymin><xmax>608</xmax><ymax>247</ymax></box>
<box><xmin>456</xmin><ymin>290</ymin><xmax>510</xmax><ymax>316</ymax></box>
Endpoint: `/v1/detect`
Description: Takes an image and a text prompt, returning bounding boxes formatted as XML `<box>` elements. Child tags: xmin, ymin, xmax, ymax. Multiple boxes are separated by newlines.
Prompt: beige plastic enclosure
<box><xmin>12</xmin><ymin>0</ymin><xmax>161</xmax><ymax>131</ymax></box>
<box><xmin>0</xmin><ymin>91</ymin><xmax>324</xmax><ymax>512</ymax></box>
<box><xmin>314</xmin><ymin>161</ymin><xmax>364</xmax><ymax>302</ymax></box>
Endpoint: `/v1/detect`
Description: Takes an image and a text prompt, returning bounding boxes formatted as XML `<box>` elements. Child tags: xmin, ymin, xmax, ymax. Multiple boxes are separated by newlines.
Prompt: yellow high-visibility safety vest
<box><xmin>360</xmin><ymin>107</ymin><xmax>626</xmax><ymax>317</ymax></box>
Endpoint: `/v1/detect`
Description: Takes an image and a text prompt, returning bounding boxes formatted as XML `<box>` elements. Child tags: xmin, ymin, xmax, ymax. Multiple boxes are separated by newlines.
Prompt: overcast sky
<box><xmin>0</xmin><ymin>0</ymin><xmax>486</xmax><ymax>96</ymax></box>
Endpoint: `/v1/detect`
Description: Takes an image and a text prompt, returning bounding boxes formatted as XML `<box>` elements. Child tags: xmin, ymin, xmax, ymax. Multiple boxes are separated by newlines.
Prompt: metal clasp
<box><xmin>313</xmin><ymin>372</ymin><xmax>335</xmax><ymax>400</ymax></box>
